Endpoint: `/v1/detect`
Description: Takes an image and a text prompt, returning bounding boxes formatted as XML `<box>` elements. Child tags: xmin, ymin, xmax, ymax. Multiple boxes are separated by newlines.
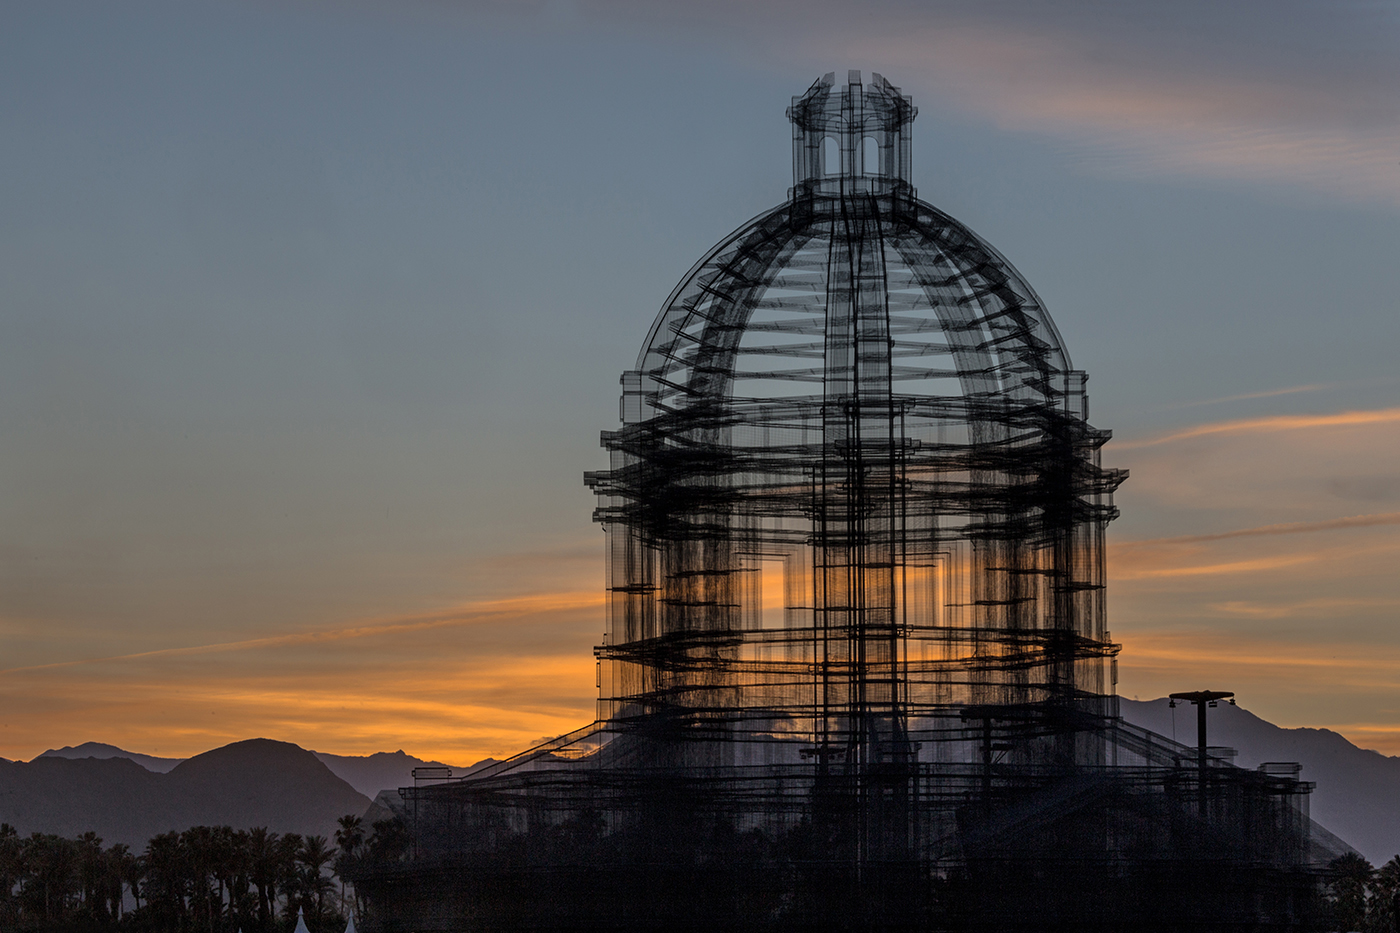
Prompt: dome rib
<box><xmin>631</xmin><ymin>197</ymin><xmax>1073</xmax><ymax>415</ymax></box>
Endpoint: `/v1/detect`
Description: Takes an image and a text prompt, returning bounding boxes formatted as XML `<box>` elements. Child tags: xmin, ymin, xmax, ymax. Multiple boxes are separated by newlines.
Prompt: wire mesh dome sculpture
<box><xmin>588</xmin><ymin>70</ymin><xmax>1123</xmax><ymax>772</ymax></box>
<box><xmin>358</xmin><ymin>73</ymin><xmax>1326</xmax><ymax>933</ymax></box>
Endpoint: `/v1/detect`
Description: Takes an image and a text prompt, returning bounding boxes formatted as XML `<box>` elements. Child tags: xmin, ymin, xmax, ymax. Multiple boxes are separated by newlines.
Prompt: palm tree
<box><xmin>75</xmin><ymin>831</ymin><xmax>106</xmax><ymax>920</ymax></box>
<box><xmin>365</xmin><ymin>818</ymin><xmax>409</xmax><ymax>866</ymax></box>
<box><xmin>333</xmin><ymin>815</ymin><xmax>364</xmax><ymax>917</ymax></box>
<box><xmin>21</xmin><ymin>833</ymin><xmax>81</xmax><ymax>923</ymax></box>
<box><xmin>276</xmin><ymin>833</ymin><xmax>304</xmax><ymax>922</ymax></box>
<box><xmin>207</xmin><ymin>824</ymin><xmax>241</xmax><ymax>927</ymax></box>
<box><xmin>182</xmin><ymin>825</ymin><xmax>221</xmax><ymax>933</ymax></box>
<box><xmin>226</xmin><ymin>829</ymin><xmax>255</xmax><ymax>930</ymax></box>
<box><xmin>26</xmin><ymin>834</ymin><xmax>80</xmax><ymax>923</ymax></box>
<box><xmin>248</xmin><ymin>827</ymin><xmax>280</xmax><ymax>926</ymax></box>
<box><xmin>117</xmin><ymin>844</ymin><xmax>144</xmax><ymax>914</ymax></box>
<box><xmin>1368</xmin><ymin>854</ymin><xmax>1400</xmax><ymax>933</ymax></box>
<box><xmin>1327</xmin><ymin>851</ymin><xmax>1374</xmax><ymax>932</ymax></box>
<box><xmin>299</xmin><ymin>835</ymin><xmax>337</xmax><ymax>923</ymax></box>
<box><xmin>102</xmin><ymin>843</ymin><xmax>132</xmax><ymax>920</ymax></box>
<box><xmin>0</xmin><ymin>824</ymin><xmax>22</xmax><ymax>927</ymax></box>
<box><xmin>144</xmin><ymin>830</ymin><xmax>190</xmax><ymax>929</ymax></box>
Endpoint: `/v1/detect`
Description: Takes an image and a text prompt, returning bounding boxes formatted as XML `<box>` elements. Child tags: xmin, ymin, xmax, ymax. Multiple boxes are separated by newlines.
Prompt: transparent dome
<box><xmin>632</xmin><ymin>70</ymin><xmax>1071</xmax><ymax>416</ymax></box>
<box><xmin>590</xmin><ymin>71</ymin><xmax>1124</xmax><ymax>771</ymax></box>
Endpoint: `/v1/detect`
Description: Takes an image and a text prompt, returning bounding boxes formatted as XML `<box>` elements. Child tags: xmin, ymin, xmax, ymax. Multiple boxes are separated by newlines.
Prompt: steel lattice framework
<box><xmin>356</xmin><ymin>73</ymin><xmax>1332</xmax><ymax>933</ymax></box>
<box><xmin>590</xmin><ymin>71</ymin><xmax>1121</xmax><ymax>781</ymax></box>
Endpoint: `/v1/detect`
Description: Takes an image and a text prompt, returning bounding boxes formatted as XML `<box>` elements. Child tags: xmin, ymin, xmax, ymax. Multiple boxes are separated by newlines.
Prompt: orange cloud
<box><xmin>0</xmin><ymin>590</ymin><xmax>605</xmax><ymax>764</ymax></box>
<box><xmin>1320</xmin><ymin>726</ymin><xmax>1400</xmax><ymax>758</ymax></box>
<box><xmin>1119</xmin><ymin>512</ymin><xmax>1400</xmax><ymax>547</ymax></box>
<box><xmin>825</xmin><ymin>16</ymin><xmax>1400</xmax><ymax>205</ymax></box>
<box><xmin>1121</xmin><ymin>633</ymin><xmax>1398</xmax><ymax>674</ymax></box>
<box><xmin>1208</xmin><ymin>598</ymin><xmax>1400</xmax><ymax>620</ymax></box>
<box><xmin>1113</xmin><ymin>407</ymin><xmax>1400</xmax><ymax>450</ymax></box>
<box><xmin>0</xmin><ymin>650</ymin><xmax>599</xmax><ymax>766</ymax></box>
<box><xmin>1166</xmin><ymin>383</ymin><xmax>1334</xmax><ymax>410</ymax></box>
<box><xmin>1109</xmin><ymin>518</ymin><xmax>1400</xmax><ymax>590</ymax></box>
<box><xmin>0</xmin><ymin>590</ymin><xmax>604</xmax><ymax>677</ymax></box>
<box><xmin>1114</xmin><ymin>554</ymin><xmax>1315</xmax><ymax>580</ymax></box>
<box><xmin>1114</xmin><ymin>630</ymin><xmax>1400</xmax><ymax>755</ymax></box>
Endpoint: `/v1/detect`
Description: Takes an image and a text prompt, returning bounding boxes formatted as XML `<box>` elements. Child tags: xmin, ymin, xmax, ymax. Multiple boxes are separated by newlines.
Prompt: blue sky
<box><xmin>2</xmin><ymin>0</ymin><xmax>1398</xmax><ymax>762</ymax></box>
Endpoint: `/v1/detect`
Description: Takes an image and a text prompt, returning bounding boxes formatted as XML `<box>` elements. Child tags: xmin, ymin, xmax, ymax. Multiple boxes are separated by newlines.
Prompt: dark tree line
<box><xmin>0</xmin><ymin>816</ymin><xmax>406</xmax><ymax>933</ymax></box>
<box><xmin>1326</xmin><ymin>852</ymin><xmax>1400</xmax><ymax>933</ymax></box>
<box><xmin>10</xmin><ymin>818</ymin><xmax>1386</xmax><ymax>932</ymax></box>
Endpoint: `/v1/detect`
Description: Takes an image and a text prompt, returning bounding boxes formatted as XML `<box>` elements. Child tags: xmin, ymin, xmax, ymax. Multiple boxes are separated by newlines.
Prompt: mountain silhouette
<box><xmin>1122</xmin><ymin>698</ymin><xmax>1399</xmax><ymax>865</ymax></box>
<box><xmin>18</xmin><ymin>712</ymin><xmax>1396</xmax><ymax>864</ymax></box>
<box><xmin>0</xmin><ymin>739</ymin><xmax>369</xmax><ymax>846</ymax></box>
<box><xmin>309</xmin><ymin>749</ymin><xmax>489</xmax><ymax>798</ymax></box>
<box><xmin>36</xmin><ymin>741</ymin><xmax>486</xmax><ymax>798</ymax></box>
<box><xmin>38</xmin><ymin>741</ymin><xmax>183</xmax><ymax>773</ymax></box>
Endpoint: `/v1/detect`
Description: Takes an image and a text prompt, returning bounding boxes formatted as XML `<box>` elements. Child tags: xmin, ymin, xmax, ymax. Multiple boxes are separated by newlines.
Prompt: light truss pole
<box><xmin>1169</xmin><ymin>690</ymin><xmax>1235</xmax><ymax>817</ymax></box>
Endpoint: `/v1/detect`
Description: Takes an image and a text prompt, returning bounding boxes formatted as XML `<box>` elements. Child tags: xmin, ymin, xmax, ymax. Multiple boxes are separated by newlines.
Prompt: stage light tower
<box><xmin>1169</xmin><ymin>690</ymin><xmax>1236</xmax><ymax>816</ymax></box>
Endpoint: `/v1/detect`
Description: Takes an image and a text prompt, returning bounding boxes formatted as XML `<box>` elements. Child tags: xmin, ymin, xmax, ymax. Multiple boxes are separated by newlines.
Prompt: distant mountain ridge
<box><xmin>37</xmin><ymin>742</ymin><xmax>481</xmax><ymax>798</ymax></box>
<box><xmin>1</xmin><ymin>739</ymin><xmax>369</xmax><ymax>846</ymax></box>
<box><xmin>1121</xmin><ymin>698</ymin><xmax>1400</xmax><ymax>866</ymax></box>
<box><xmin>38</xmin><ymin>741</ymin><xmax>183</xmax><ymax>773</ymax></box>
<box><xmin>310</xmin><ymin>749</ymin><xmax>490</xmax><ymax>798</ymax></box>
<box><xmin>25</xmin><ymin>708</ymin><xmax>1400</xmax><ymax>864</ymax></box>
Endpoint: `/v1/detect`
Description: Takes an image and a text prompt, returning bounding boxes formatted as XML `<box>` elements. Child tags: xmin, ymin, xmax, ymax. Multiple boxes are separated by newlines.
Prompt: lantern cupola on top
<box><xmin>788</xmin><ymin>70</ymin><xmax>916</xmax><ymax>197</ymax></box>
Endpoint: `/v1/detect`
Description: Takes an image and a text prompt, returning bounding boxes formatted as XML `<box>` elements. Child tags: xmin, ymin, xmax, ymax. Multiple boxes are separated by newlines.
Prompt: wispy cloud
<box><xmin>1111</xmin><ymin>535</ymin><xmax>1400</xmax><ymax>591</ymax></box>
<box><xmin>1122</xmin><ymin>633</ymin><xmax>1394</xmax><ymax>674</ymax></box>
<box><xmin>1163</xmin><ymin>383</ymin><xmax>1334</xmax><ymax>410</ymax></box>
<box><xmin>1208</xmin><ymin>597</ymin><xmax>1400</xmax><ymax>619</ymax></box>
<box><xmin>1114</xmin><ymin>554</ymin><xmax>1315</xmax><ymax>580</ymax></box>
<box><xmin>1117</xmin><ymin>512</ymin><xmax>1400</xmax><ymax>548</ymax></box>
<box><xmin>0</xmin><ymin>651</ymin><xmax>599</xmax><ymax>764</ymax></box>
<box><xmin>1118</xmin><ymin>631</ymin><xmax>1400</xmax><ymax>700</ymax></box>
<box><xmin>839</xmin><ymin>3</ymin><xmax>1400</xmax><ymax>205</ymax></box>
<box><xmin>1114</xmin><ymin>407</ymin><xmax>1400</xmax><ymax>449</ymax></box>
<box><xmin>366</xmin><ymin>0</ymin><xmax>1400</xmax><ymax>204</ymax></box>
<box><xmin>1317</xmin><ymin>725</ymin><xmax>1400</xmax><ymax>757</ymax></box>
<box><xmin>0</xmin><ymin>590</ymin><xmax>603</xmax><ymax>677</ymax></box>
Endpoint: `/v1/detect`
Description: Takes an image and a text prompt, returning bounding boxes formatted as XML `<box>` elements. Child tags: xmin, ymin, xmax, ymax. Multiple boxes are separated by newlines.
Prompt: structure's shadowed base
<box><xmin>356</xmin><ymin>738</ymin><xmax>1323</xmax><ymax>933</ymax></box>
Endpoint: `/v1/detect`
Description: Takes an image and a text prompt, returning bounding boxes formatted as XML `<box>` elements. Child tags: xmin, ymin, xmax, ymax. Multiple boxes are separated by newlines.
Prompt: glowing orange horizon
<box><xmin>5</xmin><ymin>406</ymin><xmax>1398</xmax><ymax>769</ymax></box>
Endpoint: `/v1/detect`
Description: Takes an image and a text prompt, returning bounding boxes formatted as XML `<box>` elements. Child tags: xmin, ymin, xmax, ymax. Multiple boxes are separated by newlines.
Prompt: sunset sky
<box><xmin>2</xmin><ymin>0</ymin><xmax>1398</xmax><ymax>765</ymax></box>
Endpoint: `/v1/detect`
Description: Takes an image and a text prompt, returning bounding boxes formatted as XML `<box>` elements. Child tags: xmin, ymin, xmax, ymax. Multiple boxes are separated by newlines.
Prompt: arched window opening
<box><xmin>822</xmin><ymin>136</ymin><xmax>839</xmax><ymax>175</ymax></box>
<box><xmin>862</xmin><ymin>136</ymin><xmax>880</xmax><ymax>175</ymax></box>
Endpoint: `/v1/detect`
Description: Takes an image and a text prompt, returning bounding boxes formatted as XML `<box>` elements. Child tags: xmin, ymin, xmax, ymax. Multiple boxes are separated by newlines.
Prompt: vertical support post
<box><xmin>1169</xmin><ymin>691</ymin><xmax>1233</xmax><ymax>820</ymax></box>
<box><xmin>1196</xmin><ymin>699</ymin><xmax>1208</xmax><ymax>818</ymax></box>
<box><xmin>983</xmin><ymin>718</ymin><xmax>993</xmax><ymax>801</ymax></box>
